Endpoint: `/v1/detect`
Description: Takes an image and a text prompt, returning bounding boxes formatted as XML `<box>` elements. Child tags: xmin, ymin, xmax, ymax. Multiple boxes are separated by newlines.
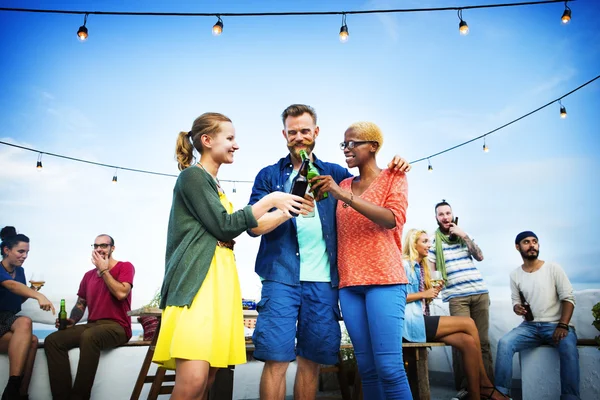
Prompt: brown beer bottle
<box><xmin>519</xmin><ymin>291</ymin><xmax>534</xmax><ymax>321</ymax></box>
<box><xmin>289</xmin><ymin>158</ymin><xmax>310</xmax><ymax>217</ymax></box>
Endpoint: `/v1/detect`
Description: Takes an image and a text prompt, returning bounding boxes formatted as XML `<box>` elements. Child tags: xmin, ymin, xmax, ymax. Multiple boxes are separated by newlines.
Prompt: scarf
<box><xmin>434</xmin><ymin>228</ymin><xmax>466</xmax><ymax>284</ymax></box>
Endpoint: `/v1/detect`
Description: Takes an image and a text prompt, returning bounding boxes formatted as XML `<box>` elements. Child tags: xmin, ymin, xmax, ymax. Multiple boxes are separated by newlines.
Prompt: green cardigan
<box><xmin>160</xmin><ymin>166</ymin><xmax>258</xmax><ymax>308</ymax></box>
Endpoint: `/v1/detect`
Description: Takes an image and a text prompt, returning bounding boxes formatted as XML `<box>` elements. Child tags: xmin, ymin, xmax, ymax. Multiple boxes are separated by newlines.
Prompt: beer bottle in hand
<box><xmin>58</xmin><ymin>299</ymin><xmax>68</xmax><ymax>330</ymax></box>
<box><xmin>518</xmin><ymin>291</ymin><xmax>534</xmax><ymax>321</ymax></box>
<box><xmin>289</xmin><ymin>157</ymin><xmax>310</xmax><ymax>217</ymax></box>
<box><xmin>300</xmin><ymin>149</ymin><xmax>328</xmax><ymax>200</ymax></box>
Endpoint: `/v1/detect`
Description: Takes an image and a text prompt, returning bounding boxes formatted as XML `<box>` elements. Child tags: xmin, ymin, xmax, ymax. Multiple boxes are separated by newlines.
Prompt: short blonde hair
<box><xmin>347</xmin><ymin>121</ymin><xmax>384</xmax><ymax>154</ymax></box>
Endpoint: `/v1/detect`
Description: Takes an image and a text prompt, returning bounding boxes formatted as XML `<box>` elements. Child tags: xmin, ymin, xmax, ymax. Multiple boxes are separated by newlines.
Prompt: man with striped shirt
<box><xmin>428</xmin><ymin>200</ymin><xmax>491</xmax><ymax>400</ymax></box>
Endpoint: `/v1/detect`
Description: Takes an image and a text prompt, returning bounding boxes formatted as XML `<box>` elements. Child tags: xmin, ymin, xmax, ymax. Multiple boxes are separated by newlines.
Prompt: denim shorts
<box><xmin>252</xmin><ymin>280</ymin><xmax>341</xmax><ymax>365</ymax></box>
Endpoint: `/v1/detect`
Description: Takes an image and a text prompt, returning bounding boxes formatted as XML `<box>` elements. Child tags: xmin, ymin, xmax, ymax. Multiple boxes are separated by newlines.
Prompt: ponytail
<box><xmin>176</xmin><ymin>113</ymin><xmax>232</xmax><ymax>171</ymax></box>
<box><xmin>175</xmin><ymin>131</ymin><xmax>195</xmax><ymax>171</ymax></box>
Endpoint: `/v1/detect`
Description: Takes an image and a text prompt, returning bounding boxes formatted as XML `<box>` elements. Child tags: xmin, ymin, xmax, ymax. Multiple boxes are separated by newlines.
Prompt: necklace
<box><xmin>198</xmin><ymin>162</ymin><xmax>223</xmax><ymax>193</ymax></box>
<box><xmin>1</xmin><ymin>260</ymin><xmax>15</xmax><ymax>275</ymax></box>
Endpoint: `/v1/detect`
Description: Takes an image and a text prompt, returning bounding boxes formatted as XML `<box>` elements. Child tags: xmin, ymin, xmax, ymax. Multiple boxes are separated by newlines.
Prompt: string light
<box><xmin>0</xmin><ymin>1</ymin><xmax>574</xmax><ymax>41</ymax></box>
<box><xmin>1</xmin><ymin>74</ymin><xmax>597</xmax><ymax>181</ymax></box>
<box><xmin>112</xmin><ymin>168</ymin><xmax>118</xmax><ymax>183</ymax></box>
<box><xmin>36</xmin><ymin>153</ymin><xmax>43</xmax><ymax>170</ymax></box>
<box><xmin>561</xmin><ymin>1</ymin><xmax>572</xmax><ymax>24</ymax></box>
<box><xmin>409</xmin><ymin>74</ymin><xmax>599</xmax><ymax>165</ymax></box>
<box><xmin>458</xmin><ymin>9</ymin><xmax>469</xmax><ymax>35</ymax></box>
<box><xmin>559</xmin><ymin>100</ymin><xmax>567</xmax><ymax>119</ymax></box>
<box><xmin>77</xmin><ymin>13</ymin><xmax>89</xmax><ymax>41</ymax></box>
<box><xmin>339</xmin><ymin>13</ymin><xmax>349</xmax><ymax>43</ymax></box>
<box><xmin>483</xmin><ymin>137</ymin><xmax>489</xmax><ymax>152</ymax></box>
<box><xmin>428</xmin><ymin>159</ymin><xmax>433</xmax><ymax>172</ymax></box>
<box><xmin>212</xmin><ymin>15</ymin><xmax>223</xmax><ymax>36</ymax></box>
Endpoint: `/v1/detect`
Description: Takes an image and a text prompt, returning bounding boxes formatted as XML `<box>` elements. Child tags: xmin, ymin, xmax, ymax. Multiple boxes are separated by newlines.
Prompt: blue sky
<box><xmin>1</xmin><ymin>0</ymin><xmax>599</xmax><ymax>308</ymax></box>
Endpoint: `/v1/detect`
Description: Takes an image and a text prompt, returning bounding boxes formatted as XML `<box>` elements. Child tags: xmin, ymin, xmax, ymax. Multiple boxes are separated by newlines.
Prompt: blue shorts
<box><xmin>252</xmin><ymin>280</ymin><xmax>341</xmax><ymax>365</ymax></box>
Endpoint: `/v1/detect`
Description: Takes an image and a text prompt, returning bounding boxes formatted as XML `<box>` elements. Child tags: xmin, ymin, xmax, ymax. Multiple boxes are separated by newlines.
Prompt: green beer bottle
<box><xmin>299</xmin><ymin>150</ymin><xmax>328</xmax><ymax>200</ymax></box>
<box><xmin>58</xmin><ymin>299</ymin><xmax>68</xmax><ymax>330</ymax></box>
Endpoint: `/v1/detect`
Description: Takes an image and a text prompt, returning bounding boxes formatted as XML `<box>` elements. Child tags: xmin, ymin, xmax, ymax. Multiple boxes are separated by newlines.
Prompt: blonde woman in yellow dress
<box><xmin>153</xmin><ymin>112</ymin><xmax>313</xmax><ymax>400</ymax></box>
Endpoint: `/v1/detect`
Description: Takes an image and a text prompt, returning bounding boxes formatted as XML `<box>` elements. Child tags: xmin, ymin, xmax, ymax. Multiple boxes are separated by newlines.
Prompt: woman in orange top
<box><xmin>311</xmin><ymin>122</ymin><xmax>411</xmax><ymax>399</ymax></box>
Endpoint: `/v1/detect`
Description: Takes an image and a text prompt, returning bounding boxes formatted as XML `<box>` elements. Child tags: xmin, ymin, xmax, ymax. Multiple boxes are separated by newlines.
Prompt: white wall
<box><xmin>5</xmin><ymin>290</ymin><xmax>599</xmax><ymax>399</ymax></box>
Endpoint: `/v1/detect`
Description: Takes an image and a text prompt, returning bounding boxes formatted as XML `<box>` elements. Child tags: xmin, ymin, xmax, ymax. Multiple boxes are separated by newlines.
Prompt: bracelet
<box><xmin>557</xmin><ymin>322</ymin><xmax>569</xmax><ymax>330</ymax></box>
<box><xmin>348</xmin><ymin>192</ymin><xmax>354</xmax><ymax>206</ymax></box>
<box><xmin>98</xmin><ymin>268</ymin><xmax>109</xmax><ymax>277</ymax></box>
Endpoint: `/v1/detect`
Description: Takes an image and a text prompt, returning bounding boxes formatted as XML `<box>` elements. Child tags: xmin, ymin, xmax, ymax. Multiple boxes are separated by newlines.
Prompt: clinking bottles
<box><xmin>58</xmin><ymin>299</ymin><xmax>68</xmax><ymax>330</ymax></box>
<box><xmin>300</xmin><ymin>149</ymin><xmax>328</xmax><ymax>200</ymax></box>
<box><xmin>289</xmin><ymin>156</ymin><xmax>310</xmax><ymax>217</ymax></box>
<box><xmin>519</xmin><ymin>291</ymin><xmax>534</xmax><ymax>322</ymax></box>
<box><xmin>290</xmin><ymin>156</ymin><xmax>309</xmax><ymax>197</ymax></box>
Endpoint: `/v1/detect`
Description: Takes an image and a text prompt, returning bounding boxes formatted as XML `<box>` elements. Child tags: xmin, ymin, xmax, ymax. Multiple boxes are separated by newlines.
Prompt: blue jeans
<box><xmin>339</xmin><ymin>284</ymin><xmax>412</xmax><ymax>400</ymax></box>
<box><xmin>495</xmin><ymin>322</ymin><xmax>580</xmax><ymax>399</ymax></box>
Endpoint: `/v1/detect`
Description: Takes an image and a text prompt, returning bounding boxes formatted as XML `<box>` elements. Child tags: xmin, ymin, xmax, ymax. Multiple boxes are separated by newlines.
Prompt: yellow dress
<box><xmin>152</xmin><ymin>192</ymin><xmax>246</xmax><ymax>369</ymax></box>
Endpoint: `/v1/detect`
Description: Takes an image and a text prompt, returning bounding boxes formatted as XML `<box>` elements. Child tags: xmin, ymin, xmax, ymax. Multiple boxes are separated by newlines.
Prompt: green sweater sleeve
<box><xmin>179</xmin><ymin>167</ymin><xmax>258</xmax><ymax>239</ymax></box>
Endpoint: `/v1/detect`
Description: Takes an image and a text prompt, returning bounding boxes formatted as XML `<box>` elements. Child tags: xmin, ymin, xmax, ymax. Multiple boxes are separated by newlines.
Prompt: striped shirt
<box><xmin>427</xmin><ymin>234</ymin><xmax>488</xmax><ymax>302</ymax></box>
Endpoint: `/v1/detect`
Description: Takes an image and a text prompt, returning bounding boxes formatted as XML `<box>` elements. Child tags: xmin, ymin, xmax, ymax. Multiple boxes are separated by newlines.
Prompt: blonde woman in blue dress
<box><xmin>153</xmin><ymin>112</ymin><xmax>313</xmax><ymax>400</ymax></box>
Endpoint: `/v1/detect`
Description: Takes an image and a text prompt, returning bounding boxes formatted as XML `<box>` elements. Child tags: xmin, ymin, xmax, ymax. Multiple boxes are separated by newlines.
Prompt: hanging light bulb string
<box><xmin>0</xmin><ymin>72</ymin><xmax>597</xmax><ymax>179</ymax></box>
<box><xmin>409</xmin><ymin>73</ymin><xmax>599</xmax><ymax>164</ymax></box>
<box><xmin>0</xmin><ymin>1</ymin><xmax>576</xmax><ymax>18</ymax></box>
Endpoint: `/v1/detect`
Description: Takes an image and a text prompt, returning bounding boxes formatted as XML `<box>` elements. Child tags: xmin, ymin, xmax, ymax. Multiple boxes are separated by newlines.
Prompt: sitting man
<box><xmin>495</xmin><ymin>231</ymin><xmax>579</xmax><ymax>399</ymax></box>
<box><xmin>44</xmin><ymin>234</ymin><xmax>135</xmax><ymax>400</ymax></box>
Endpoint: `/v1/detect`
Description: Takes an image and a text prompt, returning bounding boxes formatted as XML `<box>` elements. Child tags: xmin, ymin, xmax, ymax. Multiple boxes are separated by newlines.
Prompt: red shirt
<box><xmin>77</xmin><ymin>261</ymin><xmax>135</xmax><ymax>339</ymax></box>
<box><xmin>336</xmin><ymin>169</ymin><xmax>409</xmax><ymax>289</ymax></box>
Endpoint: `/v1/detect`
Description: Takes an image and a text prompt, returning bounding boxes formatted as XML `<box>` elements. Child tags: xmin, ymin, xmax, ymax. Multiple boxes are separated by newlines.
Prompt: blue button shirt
<box><xmin>248</xmin><ymin>153</ymin><xmax>352</xmax><ymax>287</ymax></box>
<box><xmin>403</xmin><ymin>260</ymin><xmax>427</xmax><ymax>342</ymax></box>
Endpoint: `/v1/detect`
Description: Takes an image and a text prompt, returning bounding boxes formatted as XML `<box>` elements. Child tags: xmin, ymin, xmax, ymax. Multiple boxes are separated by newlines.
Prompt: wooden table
<box><xmin>128</xmin><ymin>308</ymin><xmax>258</xmax><ymax>400</ymax></box>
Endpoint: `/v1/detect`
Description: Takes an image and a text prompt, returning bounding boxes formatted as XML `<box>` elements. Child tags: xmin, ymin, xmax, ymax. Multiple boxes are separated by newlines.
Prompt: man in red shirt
<box><xmin>44</xmin><ymin>234</ymin><xmax>135</xmax><ymax>400</ymax></box>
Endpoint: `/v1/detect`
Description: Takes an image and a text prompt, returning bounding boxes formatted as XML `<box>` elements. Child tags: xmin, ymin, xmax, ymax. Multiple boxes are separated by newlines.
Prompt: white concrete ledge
<box><xmin>520</xmin><ymin>345</ymin><xmax>599</xmax><ymax>400</ymax></box>
<box><xmin>0</xmin><ymin>346</ymin><xmax>295</xmax><ymax>400</ymax></box>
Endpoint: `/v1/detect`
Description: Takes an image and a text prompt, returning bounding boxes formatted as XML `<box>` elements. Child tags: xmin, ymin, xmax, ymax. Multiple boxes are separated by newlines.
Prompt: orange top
<box><xmin>336</xmin><ymin>169</ymin><xmax>408</xmax><ymax>289</ymax></box>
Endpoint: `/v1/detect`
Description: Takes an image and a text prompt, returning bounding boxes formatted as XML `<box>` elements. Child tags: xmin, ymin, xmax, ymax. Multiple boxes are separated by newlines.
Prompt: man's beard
<box><xmin>521</xmin><ymin>248</ymin><xmax>539</xmax><ymax>261</ymax></box>
<box><xmin>287</xmin><ymin>141</ymin><xmax>316</xmax><ymax>159</ymax></box>
<box><xmin>437</xmin><ymin>219</ymin><xmax>449</xmax><ymax>234</ymax></box>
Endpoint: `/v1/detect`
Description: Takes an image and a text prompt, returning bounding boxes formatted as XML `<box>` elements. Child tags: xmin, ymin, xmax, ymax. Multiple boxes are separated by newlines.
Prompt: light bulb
<box><xmin>560</xmin><ymin>106</ymin><xmax>567</xmax><ymax>119</ymax></box>
<box><xmin>428</xmin><ymin>164</ymin><xmax>433</xmax><ymax>172</ymax></box>
<box><xmin>561</xmin><ymin>9</ymin><xmax>571</xmax><ymax>24</ymax></box>
<box><xmin>112</xmin><ymin>175</ymin><xmax>118</xmax><ymax>183</ymax></box>
<box><xmin>213</xmin><ymin>20</ymin><xmax>223</xmax><ymax>36</ymax></box>
<box><xmin>339</xmin><ymin>25</ymin><xmax>349</xmax><ymax>43</ymax></box>
<box><xmin>483</xmin><ymin>144</ymin><xmax>489</xmax><ymax>153</ymax></box>
<box><xmin>459</xmin><ymin>21</ymin><xmax>469</xmax><ymax>35</ymax></box>
<box><xmin>77</xmin><ymin>25</ymin><xmax>88</xmax><ymax>41</ymax></box>
<box><xmin>36</xmin><ymin>161</ymin><xmax>43</xmax><ymax>170</ymax></box>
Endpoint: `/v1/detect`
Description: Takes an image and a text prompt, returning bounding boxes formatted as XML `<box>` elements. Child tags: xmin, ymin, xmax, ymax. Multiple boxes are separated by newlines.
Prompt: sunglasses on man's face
<box><xmin>92</xmin><ymin>243</ymin><xmax>111</xmax><ymax>249</ymax></box>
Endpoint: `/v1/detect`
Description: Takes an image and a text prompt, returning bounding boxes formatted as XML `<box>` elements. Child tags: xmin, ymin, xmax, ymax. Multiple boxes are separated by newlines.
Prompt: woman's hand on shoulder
<box><xmin>387</xmin><ymin>156</ymin><xmax>411</xmax><ymax>173</ymax></box>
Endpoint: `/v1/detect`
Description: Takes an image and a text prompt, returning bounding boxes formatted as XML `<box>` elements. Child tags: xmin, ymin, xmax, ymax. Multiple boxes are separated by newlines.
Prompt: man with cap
<box><xmin>495</xmin><ymin>231</ymin><xmax>579</xmax><ymax>399</ymax></box>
